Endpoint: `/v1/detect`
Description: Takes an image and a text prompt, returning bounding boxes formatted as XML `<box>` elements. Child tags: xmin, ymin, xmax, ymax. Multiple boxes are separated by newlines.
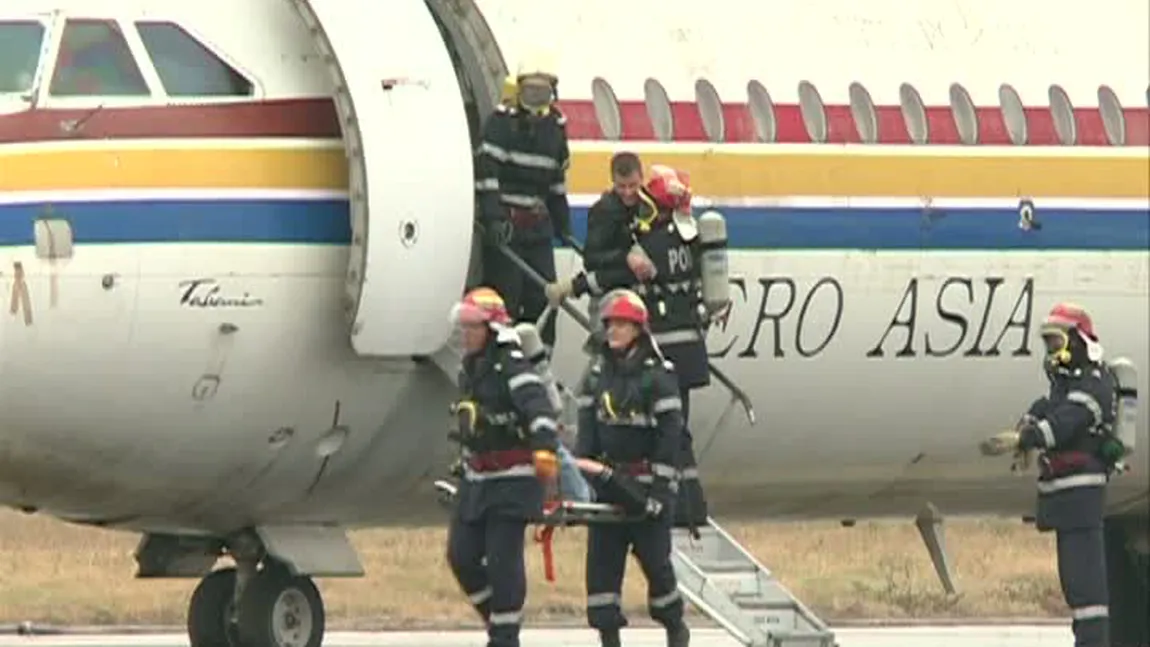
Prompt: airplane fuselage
<box><xmin>0</xmin><ymin>0</ymin><xmax>1146</xmax><ymax>539</ymax></box>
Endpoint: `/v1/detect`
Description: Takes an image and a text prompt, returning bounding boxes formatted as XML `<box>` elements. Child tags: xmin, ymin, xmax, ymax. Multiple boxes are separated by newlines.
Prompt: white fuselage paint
<box><xmin>0</xmin><ymin>0</ymin><xmax>1145</xmax><ymax>536</ymax></box>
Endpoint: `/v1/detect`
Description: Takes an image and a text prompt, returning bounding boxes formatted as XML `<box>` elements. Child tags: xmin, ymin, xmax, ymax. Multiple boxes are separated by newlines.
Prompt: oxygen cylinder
<box><xmin>513</xmin><ymin>322</ymin><xmax>562</xmax><ymax>409</ymax></box>
<box><xmin>697</xmin><ymin>209</ymin><xmax>730</xmax><ymax>314</ymax></box>
<box><xmin>1108</xmin><ymin>357</ymin><xmax>1138</xmax><ymax>455</ymax></box>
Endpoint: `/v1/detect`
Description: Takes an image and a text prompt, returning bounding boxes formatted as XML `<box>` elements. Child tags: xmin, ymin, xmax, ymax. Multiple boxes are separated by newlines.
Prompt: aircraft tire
<box><xmin>237</xmin><ymin>567</ymin><xmax>325</xmax><ymax>647</ymax></box>
<box><xmin>187</xmin><ymin>567</ymin><xmax>239</xmax><ymax>647</ymax></box>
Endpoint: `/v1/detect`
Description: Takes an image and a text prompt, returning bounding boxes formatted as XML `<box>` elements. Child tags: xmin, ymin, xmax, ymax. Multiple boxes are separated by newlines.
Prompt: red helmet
<box><xmin>600</xmin><ymin>289</ymin><xmax>648</xmax><ymax>326</ymax></box>
<box><xmin>1042</xmin><ymin>302</ymin><xmax>1097</xmax><ymax>340</ymax></box>
<box><xmin>644</xmin><ymin>165</ymin><xmax>692</xmax><ymax>212</ymax></box>
<box><xmin>451</xmin><ymin>287</ymin><xmax>511</xmax><ymax>326</ymax></box>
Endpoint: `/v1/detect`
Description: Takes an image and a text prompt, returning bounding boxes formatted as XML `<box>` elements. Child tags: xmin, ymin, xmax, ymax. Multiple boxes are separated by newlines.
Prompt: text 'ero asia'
<box><xmin>709</xmin><ymin>276</ymin><xmax>1036</xmax><ymax>360</ymax></box>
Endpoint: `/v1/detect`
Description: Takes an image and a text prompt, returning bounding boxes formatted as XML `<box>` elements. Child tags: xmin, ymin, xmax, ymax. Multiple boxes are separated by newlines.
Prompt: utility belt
<box><xmin>609</xmin><ymin>459</ymin><xmax>679</xmax><ymax>487</ymax></box>
<box><xmin>466</xmin><ymin>448</ymin><xmax>535</xmax><ymax>473</ymax></box>
<box><xmin>501</xmin><ymin>195</ymin><xmax>549</xmax><ymax>229</ymax></box>
<box><xmin>1041</xmin><ymin>450</ymin><xmax>1094</xmax><ymax>475</ymax></box>
<box><xmin>631</xmin><ymin>281</ymin><xmax>706</xmax><ymax>332</ymax></box>
<box><xmin>616</xmin><ymin>460</ymin><xmax>654</xmax><ymax>483</ymax></box>
<box><xmin>631</xmin><ymin>278</ymin><xmax>701</xmax><ymax>298</ymax></box>
<box><xmin>1037</xmin><ymin>449</ymin><xmax>1111</xmax><ymax>491</ymax></box>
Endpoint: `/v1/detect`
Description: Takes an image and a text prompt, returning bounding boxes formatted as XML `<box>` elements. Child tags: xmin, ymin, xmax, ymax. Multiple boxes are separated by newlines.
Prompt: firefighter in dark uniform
<box><xmin>1014</xmin><ymin>303</ymin><xmax>1118</xmax><ymax>647</ymax></box>
<box><xmin>564</xmin><ymin>151</ymin><xmax>650</xmax><ymax>323</ymax></box>
<box><xmin>548</xmin><ymin>164</ymin><xmax>723</xmax><ymax>534</ymax></box>
<box><xmin>444</xmin><ymin>287</ymin><xmax>561</xmax><ymax>647</ymax></box>
<box><xmin>574</xmin><ymin>289</ymin><xmax>691</xmax><ymax>647</ymax></box>
<box><xmin>474</xmin><ymin>61</ymin><xmax>573</xmax><ymax>351</ymax></box>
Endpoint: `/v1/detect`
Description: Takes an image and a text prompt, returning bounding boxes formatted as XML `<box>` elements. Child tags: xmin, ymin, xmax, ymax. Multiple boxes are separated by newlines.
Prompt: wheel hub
<box><xmin>272</xmin><ymin>589</ymin><xmax>312</xmax><ymax>647</ymax></box>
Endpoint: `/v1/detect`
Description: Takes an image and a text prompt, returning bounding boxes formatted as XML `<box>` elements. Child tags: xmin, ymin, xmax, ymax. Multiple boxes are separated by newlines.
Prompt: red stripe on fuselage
<box><xmin>0</xmin><ymin>97</ymin><xmax>1145</xmax><ymax>145</ymax></box>
<box><xmin>0</xmin><ymin>98</ymin><xmax>342</xmax><ymax>144</ymax></box>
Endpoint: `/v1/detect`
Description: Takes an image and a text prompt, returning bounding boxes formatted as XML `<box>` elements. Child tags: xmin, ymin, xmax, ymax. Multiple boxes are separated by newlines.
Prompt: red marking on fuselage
<box><xmin>0</xmin><ymin>97</ymin><xmax>1145</xmax><ymax>146</ymax></box>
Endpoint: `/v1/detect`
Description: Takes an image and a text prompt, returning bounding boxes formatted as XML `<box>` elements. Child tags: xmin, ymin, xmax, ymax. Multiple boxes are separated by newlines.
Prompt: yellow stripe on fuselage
<box><xmin>2</xmin><ymin>141</ymin><xmax>1147</xmax><ymax>198</ymax></box>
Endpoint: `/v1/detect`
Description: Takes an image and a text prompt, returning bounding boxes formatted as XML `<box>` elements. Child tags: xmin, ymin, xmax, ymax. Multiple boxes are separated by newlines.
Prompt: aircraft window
<box><xmin>694</xmin><ymin>78</ymin><xmax>726</xmax><ymax>142</ymax></box>
<box><xmin>1097</xmin><ymin>85</ymin><xmax>1126</xmax><ymax>145</ymax></box>
<box><xmin>0</xmin><ymin>20</ymin><xmax>45</xmax><ymax>94</ymax></box>
<box><xmin>899</xmin><ymin>83</ymin><xmax>929</xmax><ymax>144</ymax></box>
<box><xmin>136</xmin><ymin>22</ymin><xmax>253</xmax><ymax>97</ymax></box>
<box><xmin>643</xmin><ymin>77</ymin><xmax>674</xmax><ymax>141</ymax></box>
<box><xmin>998</xmin><ymin>83</ymin><xmax>1028</xmax><ymax>145</ymax></box>
<box><xmin>848</xmin><ymin>81</ymin><xmax>878</xmax><ymax>143</ymax></box>
<box><xmin>50</xmin><ymin>19</ymin><xmax>150</xmax><ymax>97</ymax></box>
<box><xmin>949</xmin><ymin>83</ymin><xmax>979</xmax><ymax>145</ymax></box>
<box><xmin>590</xmin><ymin>77</ymin><xmax>622</xmax><ymax>140</ymax></box>
<box><xmin>797</xmin><ymin>81</ymin><xmax>827</xmax><ymax>143</ymax></box>
<box><xmin>1048</xmin><ymin>84</ymin><xmax>1077</xmax><ymax>145</ymax></box>
<box><xmin>746</xmin><ymin>80</ymin><xmax>776</xmax><ymax>143</ymax></box>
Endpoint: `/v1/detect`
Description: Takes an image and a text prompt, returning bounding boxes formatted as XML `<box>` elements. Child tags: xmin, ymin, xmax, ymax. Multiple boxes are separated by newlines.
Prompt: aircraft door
<box><xmin>292</xmin><ymin>0</ymin><xmax>475</xmax><ymax>356</ymax></box>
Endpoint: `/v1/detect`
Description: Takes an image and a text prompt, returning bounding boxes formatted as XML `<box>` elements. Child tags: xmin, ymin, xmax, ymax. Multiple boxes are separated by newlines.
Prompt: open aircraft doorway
<box><xmin>289</xmin><ymin>0</ymin><xmax>502</xmax><ymax>358</ymax></box>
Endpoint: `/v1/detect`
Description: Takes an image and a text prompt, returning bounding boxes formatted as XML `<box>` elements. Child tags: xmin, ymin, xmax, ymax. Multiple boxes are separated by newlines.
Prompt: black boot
<box><xmin>666</xmin><ymin>622</ymin><xmax>690</xmax><ymax>647</ymax></box>
<box><xmin>599</xmin><ymin>628</ymin><xmax>622</xmax><ymax>647</ymax></box>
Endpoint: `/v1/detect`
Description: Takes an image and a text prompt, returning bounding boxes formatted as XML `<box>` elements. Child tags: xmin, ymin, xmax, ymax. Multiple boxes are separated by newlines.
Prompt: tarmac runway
<box><xmin>0</xmin><ymin>626</ymin><xmax>1074</xmax><ymax>647</ymax></box>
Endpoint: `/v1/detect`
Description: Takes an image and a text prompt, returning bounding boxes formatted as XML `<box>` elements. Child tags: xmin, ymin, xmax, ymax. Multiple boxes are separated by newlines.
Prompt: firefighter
<box><xmin>474</xmin><ymin>56</ymin><xmax>573</xmax><ymax>352</ymax></box>
<box><xmin>1014</xmin><ymin>303</ymin><xmax>1118</xmax><ymax>647</ymax></box>
<box><xmin>574</xmin><ymin>289</ymin><xmax>690</xmax><ymax>647</ymax></box>
<box><xmin>547</xmin><ymin>165</ymin><xmax>727</xmax><ymax>533</ymax></box>
<box><xmin>568</xmin><ymin>151</ymin><xmax>650</xmax><ymax>324</ymax></box>
<box><xmin>444</xmin><ymin>287</ymin><xmax>561</xmax><ymax>647</ymax></box>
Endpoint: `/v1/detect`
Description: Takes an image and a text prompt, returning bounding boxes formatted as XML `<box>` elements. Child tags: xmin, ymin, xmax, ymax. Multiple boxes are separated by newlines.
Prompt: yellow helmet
<box><xmin>499</xmin><ymin>75</ymin><xmax>518</xmax><ymax>106</ymax></box>
<box><xmin>515</xmin><ymin>51</ymin><xmax>558</xmax><ymax>114</ymax></box>
<box><xmin>515</xmin><ymin>52</ymin><xmax>558</xmax><ymax>85</ymax></box>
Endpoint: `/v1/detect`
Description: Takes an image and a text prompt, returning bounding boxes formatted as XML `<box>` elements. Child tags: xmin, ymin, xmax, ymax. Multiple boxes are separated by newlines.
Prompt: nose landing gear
<box><xmin>187</xmin><ymin>562</ymin><xmax>325</xmax><ymax>647</ymax></box>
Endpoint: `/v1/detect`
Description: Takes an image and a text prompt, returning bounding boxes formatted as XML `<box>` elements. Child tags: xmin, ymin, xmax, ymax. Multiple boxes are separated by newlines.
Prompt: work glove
<box><xmin>643</xmin><ymin>497</ymin><xmax>665</xmax><ymax>519</ymax></box>
<box><xmin>544</xmin><ymin>277</ymin><xmax>574</xmax><ymax>306</ymax></box>
<box><xmin>483</xmin><ymin>218</ymin><xmax>514</xmax><ymax>246</ymax></box>
<box><xmin>979</xmin><ymin>430</ymin><xmax>1021</xmax><ymax>457</ymax></box>
<box><xmin>534</xmin><ymin>450</ymin><xmax>559</xmax><ymax>482</ymax></box>
<box><xmin>448</xmin><ymin>458</ymin><xmax>465</xmax><ymax>479</ymax></box>
<box><xmin>626</xmin><ymin>245</ymin><xmax>656</xmax><ymax>280</ymax></box>
<box><xmin>706</xmin><ymin>299</ymin><xmax>734</xmax><ymax>326</ymax></box>
<box><xmin>979</xmin><ymin>429</ymin><xmax>1036</xmax><ymax>472</ymax></box>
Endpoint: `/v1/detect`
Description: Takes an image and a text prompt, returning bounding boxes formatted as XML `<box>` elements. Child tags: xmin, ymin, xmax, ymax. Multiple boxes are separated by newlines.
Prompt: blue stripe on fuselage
<box><xmin>0</xmin><ymin>200</ymin><xmax>1146</xmax><ymax>250</ymax></box>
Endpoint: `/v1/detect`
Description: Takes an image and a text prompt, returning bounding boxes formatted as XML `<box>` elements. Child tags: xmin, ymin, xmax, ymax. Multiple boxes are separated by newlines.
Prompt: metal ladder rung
<box><xmin>733</xmin><ymin>598</ymin><xmax>804</xmax><ymax>611</ymax></box>
<box><xmin>691</xmin><ymin>560</ymin><xmax>758</xmax><ymax>574</ymax></box>
<box><xmin>671</xmin><ymin>518</ymin><xmax>837</xmax><ymax>647</ymax></box>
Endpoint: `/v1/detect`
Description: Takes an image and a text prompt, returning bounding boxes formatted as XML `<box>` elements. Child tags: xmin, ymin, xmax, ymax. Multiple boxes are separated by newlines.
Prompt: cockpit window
<box><xmin>0</xmin><ymin>20</ymin><xmax>46</xmax><ymax>94</ymax></box>
<box><xmin>50</xmin><ymin>19</ymin><xmax>150</xmax><ymax>96</ymax></box>
<box><xmin>136</xmin><ymin>22</ymin><xmax>254</xmax><ymax>97</ymax></box>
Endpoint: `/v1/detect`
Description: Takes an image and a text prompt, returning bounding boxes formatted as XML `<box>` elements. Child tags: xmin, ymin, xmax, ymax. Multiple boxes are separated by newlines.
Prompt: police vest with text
<box><xmin>631</xmin><ymin>220</ymin><xmax>704</xmax><ymax>342</ymax></box>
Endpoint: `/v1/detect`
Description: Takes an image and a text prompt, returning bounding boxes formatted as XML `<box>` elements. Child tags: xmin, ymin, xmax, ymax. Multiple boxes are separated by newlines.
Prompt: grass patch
<box><xmin>0</xmin><ymin>510</ymin><xmax>1064</xmax><ymax>628</ymax></box>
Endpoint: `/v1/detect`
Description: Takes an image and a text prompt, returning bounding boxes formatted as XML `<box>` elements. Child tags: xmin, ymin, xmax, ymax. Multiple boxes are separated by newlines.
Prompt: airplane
<box><xmin>0</xmin><ymin>0</ymin><xmax>1146</xmax><ymax>645</ymax></box>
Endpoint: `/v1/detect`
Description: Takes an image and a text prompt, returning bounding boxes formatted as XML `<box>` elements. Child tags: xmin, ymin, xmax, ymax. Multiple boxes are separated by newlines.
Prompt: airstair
<box><xmin>434</xmin><ymin>239</ymin><xmax>838</xmax><ymax>647</ymax></box>
<box><xmin>671</xmin><ymin>522</ymin><xmax>836</xmax><ymax>646</ymax></box>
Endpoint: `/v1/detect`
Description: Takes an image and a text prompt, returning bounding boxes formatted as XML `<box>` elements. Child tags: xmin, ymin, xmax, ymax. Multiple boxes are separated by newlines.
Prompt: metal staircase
<box><xmin>672</xmin><ymin>522</ymin><xmax>837</xmax><ymax>647</ymax></box>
